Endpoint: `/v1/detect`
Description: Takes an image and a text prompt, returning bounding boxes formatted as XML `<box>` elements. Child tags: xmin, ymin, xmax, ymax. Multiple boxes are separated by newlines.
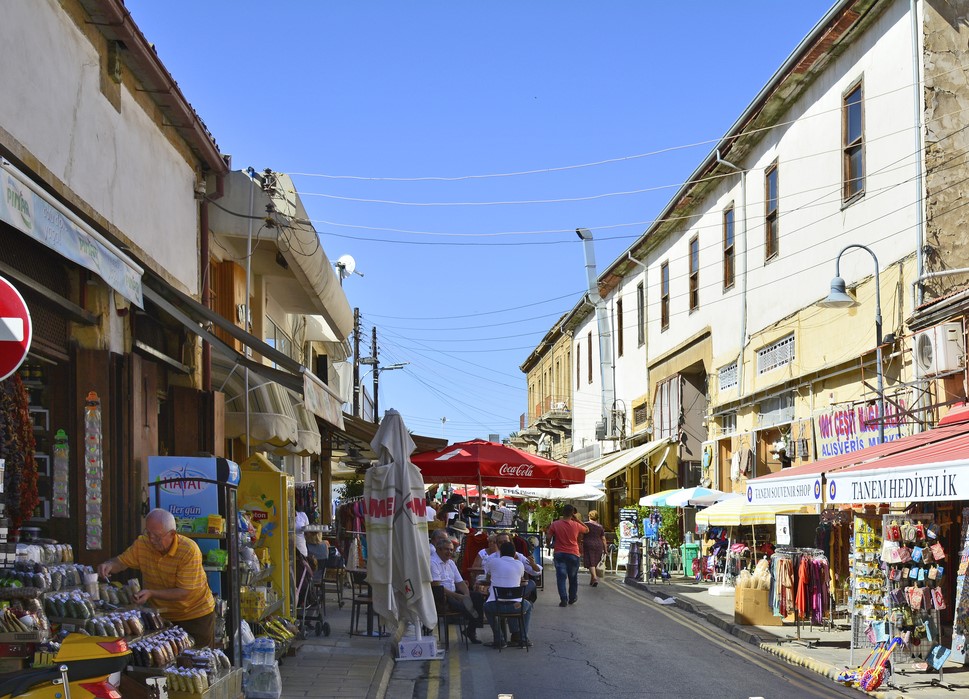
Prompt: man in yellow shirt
<box><xmin>98</xmin><ymin>509</ymin><xmax>216</xmax><ymax>647</ymax></box>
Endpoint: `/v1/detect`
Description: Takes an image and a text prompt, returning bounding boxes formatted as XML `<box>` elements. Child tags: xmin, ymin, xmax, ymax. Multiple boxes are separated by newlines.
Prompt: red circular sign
<box><xmin>0</xmin><ymin>276</ymin><xmax>32</xmax><ymax>381</ymax></box>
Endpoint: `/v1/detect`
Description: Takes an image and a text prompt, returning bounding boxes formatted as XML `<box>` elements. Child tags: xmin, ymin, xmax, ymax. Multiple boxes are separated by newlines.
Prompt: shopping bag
<box><xmin>930</xmin><ymin>542</ymin><xmax>945</xmax><ymax>561</ymax></box>
<box><xmin>932</xmin><ymin>587</ymin><xmax>946</xmax><ymax>610</ymax></box>
<box><xmin>596</xmin><ymin>554</ymin><xmax>606</xmax><ymax>577</ymax></box>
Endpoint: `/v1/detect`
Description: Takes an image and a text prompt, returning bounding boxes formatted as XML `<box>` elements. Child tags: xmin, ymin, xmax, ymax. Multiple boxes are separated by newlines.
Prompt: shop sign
<box><xmin>826</xmin><ymin>461</ymin><xmax>969</xmax><ymax>504</ymax></box>
<box><xmin>746</xmin><ymin>475</ymin><xmax>823</xmax><ymax>505</ymax></box>
<box><xmin>0</xmin><ymin>276</ymin><xmax>31</xmax><ymax>381</ymax></box>
<box><xmin>156</xmin><ymin>466</ymin><xmax>212</xmax><ymax>496</ymax></box>
<box><xmin>812</xmin><ymin>398</ymin><xmax>912</xmax><ymax>459</ymax></box>
<box><xmin>0</xmin><ymin>160</ymin><xmax>143</xmax><ymax>307</ymax></box>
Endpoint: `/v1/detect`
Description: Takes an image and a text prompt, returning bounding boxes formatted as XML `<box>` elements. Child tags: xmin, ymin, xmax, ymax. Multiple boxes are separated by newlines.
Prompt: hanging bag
<box><xmin>928</xmin><ymin>644</ymin><xmax>952</xmax><ymax>671</ymax></box>
<box><xmin>930</xmin><ymin>542</ymin><xmax>945</xmax><ymax>561</ymax></box>
<box><xmin>912</xmin><ymin>546</ymin><xmax>924</xmax><ymax>563</ymax></box>
<box><xmin>932</xmin><ymin>587</ymin><xmax>946</xmax><ymax>610</ymax></box>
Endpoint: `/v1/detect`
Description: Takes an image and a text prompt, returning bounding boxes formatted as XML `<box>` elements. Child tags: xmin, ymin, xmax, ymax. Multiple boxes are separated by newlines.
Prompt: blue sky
<box><xmin>126</xmin><ymin>1</ymin><xmax>834</xmax><ymax>444</ymax></box>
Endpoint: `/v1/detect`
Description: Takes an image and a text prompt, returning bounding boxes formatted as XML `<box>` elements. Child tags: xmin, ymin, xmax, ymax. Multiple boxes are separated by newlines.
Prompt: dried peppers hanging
<box><xmin>0</xmin><ymin>374</ymin><xmax>39</xmax><ymax>529</ymax></box>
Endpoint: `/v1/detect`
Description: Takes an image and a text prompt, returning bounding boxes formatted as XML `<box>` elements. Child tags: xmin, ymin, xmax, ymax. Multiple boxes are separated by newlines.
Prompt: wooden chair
<box><xmin>431</xmin><ymin>583</ymin><xmax>469</xmax><ymax>650</ymax></box>
<box><xmin>491</xmin><ymin>584</ymin><xmax>529</xmax><ymax>652</ymax></box>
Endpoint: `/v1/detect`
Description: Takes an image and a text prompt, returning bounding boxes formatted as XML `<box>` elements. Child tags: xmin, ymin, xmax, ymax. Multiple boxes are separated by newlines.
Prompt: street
<box><xmin>394</xmin><ymin>576</ymin><xmax>860</xmax><ymax>699</ymax></box>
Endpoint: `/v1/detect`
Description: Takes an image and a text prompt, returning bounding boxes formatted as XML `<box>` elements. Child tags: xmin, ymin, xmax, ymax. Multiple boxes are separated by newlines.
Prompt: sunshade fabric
<box><xmin>211</xmin><ymin>355</ymin><xmax>298</xmax><ymax>448</ymax></box>
<box><xmin>638</xmin><ymin>489</ymin><xmax>680</xmax><ymax>507</ymax></box>
<box><xmin>286</xmin><ymin>402</ymin><xmax>322</xmax><ymax>456</ymax></box>
<box><xmin>363</xmin><ymin>410</ymin><xmax>437</xmax><ymax>630</ymax></box>
<box><xmin>411</xmin><ymin>439</ymin><xmax>585</xmax><ymax>487</ymax></box>
<box><xmin>499</xmin><ymin>483</ymin><xmax>606</xmax><ymax>501</ymax></box>
<box><xmin>694</xmin><ymin>499</ymin><xmax>816</xmax><ymax>527</ymax></box>
<box><xmin>664</xmin><ymin>487</ymin><xmax>723</xmax><ymax>508</ymax></box>
<box><xmin>584</xmin><ymin>437</ymin><xmax>674</xmax><ymax>486</ymax></box>
<box><xmin>691</xmin><ymin>491</ymin><xmax>741</xmax><ymax>507</ymax></box>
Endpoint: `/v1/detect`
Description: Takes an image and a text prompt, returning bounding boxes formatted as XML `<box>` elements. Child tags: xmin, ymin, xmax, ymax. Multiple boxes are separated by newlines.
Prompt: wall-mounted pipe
<box><xmin>576</xmin><ymin>228</ymin><xmax>615</xmax><ymax>435</ymax></box>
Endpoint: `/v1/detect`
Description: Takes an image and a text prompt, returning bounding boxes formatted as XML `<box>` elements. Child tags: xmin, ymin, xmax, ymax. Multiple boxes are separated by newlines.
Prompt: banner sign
<box><xmin>812</xmin><ymin>397</ymin><xmax>913</xmax><ymax>459</ymax></box>
<box><xmin>747</xmin><ymin>475</ymin><xmax>823</xmax><ymax>505</ymax></box>
<box><xmin>1</xmin><ymin>160</ymin><xmax>143</xmax><ymax>307</ymax></box>
<box><xmin>826</xmin><ymin>460</ymin><xmax>969</xmax><ymax>504</ymax></box>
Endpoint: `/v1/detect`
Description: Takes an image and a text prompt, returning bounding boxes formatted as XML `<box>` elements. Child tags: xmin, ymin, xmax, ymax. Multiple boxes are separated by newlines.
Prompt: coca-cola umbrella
<box><xmin>411</xmin><ymin>439</ymin><xmax>586</xmax><ymax>488</ymax></box>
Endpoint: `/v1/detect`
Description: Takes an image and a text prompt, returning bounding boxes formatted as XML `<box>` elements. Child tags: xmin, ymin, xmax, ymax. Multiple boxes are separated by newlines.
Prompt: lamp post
<box><xmin>818</xmin><ymin>243</ymin><xmax>885</xmax><ymax>444</ymax></box>
<box><xmin>359</xmin><ymin>357</ymin><xmax>408</xmax><ymax>423</ymax></box>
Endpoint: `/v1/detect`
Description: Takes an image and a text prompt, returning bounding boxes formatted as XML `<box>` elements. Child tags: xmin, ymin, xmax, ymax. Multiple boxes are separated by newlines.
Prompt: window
<box><xmin>652</xmin><ymin>375</ymin><xmax>682</xmax><ymax>441</ymax></box>
<box><xmin>636</xmin><ymin>282</ymin><xmax>645</xmax><ymax>347</ymax></box>
<box><xmin>723</xmin><ymin>205</ymin><xmax>735</xmax><ymax>290</ymax></box>
<box><xmin>264</xmin><ymin>318</ymin><xmax>294</xmax><ymax>367</ymax></box>
<box><xmin>765</xmin><ymin>162</ymin><xmax>779</xmax><ymax>260</ymax></box>
<box><xmin>843</xmin><ymin>81</ymin><xmax>865</xmax><ymax>201</ymax></box>
<box><xmin>660</xmin><ymin>261</ymin><xmax>670</xmax><ymax>330</ymax></box>
<box><xmin>720</xmin><ymin>412</ymin><xmax>737</xmax><ymax>435</ymax></box>
<box><xmin>688</xmin><ymin>236</ymin><xmax>700</xmax><ymax>312</ymax></box>
<box><xmin>718</xmin><ymin>362</ymin><xmax>738</xmax><ymax>391</ymax></box>
<box><xmin>587</xmin><ymin>332</ymin><xmax>593</xmax><ymax>384</ymax></box>
<box><xmin>575</xmin><ymin>342</ymin><xmax>581</xmax><ymax>387</ymax></box>
<box><xmin>616</xmin><ymin>298</ymin><xmax>624</xmax><ymax>357</ymax></box>
<box><xmin>756</xmin><ymin>334</ymin><xmax>795</xmax><ymax>375</ymax></box>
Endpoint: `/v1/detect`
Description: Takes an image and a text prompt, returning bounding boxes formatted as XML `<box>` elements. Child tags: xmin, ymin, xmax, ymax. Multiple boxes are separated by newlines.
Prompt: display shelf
<box><xmin>247</xmin><ymin>598</ymin><xmax>282</xmax><ymax>623</ymax></box>
<box><xmin>203</xmin><ymin>565</ymin><xmax>227</xmax><ymax>573</ymax></box>
<box><xmin>183</xmin><ymin>533</ymin><xmax>226</xmax><ymax>540</ymax></box>
<box><xmin>241</xmin><ymin>565</ymin><xmax>273</xmax><ymax>586</ymax></box>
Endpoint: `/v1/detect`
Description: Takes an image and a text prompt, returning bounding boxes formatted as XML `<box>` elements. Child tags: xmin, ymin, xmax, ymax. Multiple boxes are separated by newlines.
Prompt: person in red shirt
<box><xmin>546</xmin><ymin>505</ymin><xmax>589</xmax><ymax>607</ymax></box>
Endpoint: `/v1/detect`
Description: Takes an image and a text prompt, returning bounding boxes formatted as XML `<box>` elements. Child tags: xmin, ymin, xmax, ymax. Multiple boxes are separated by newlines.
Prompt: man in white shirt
<box><xmin>430</xmin><ymin>539</ymin><xmax>481</xmax><ymax>644</ymax></box>
<box><xmin>482</xmin><ymin>541</ymin><xmax>532</xmax><ymax>648</ymax></box>
<box><xmin>492</xmin><ymin>532</ymin><xmax>541</xmax><ymax>602</ymax></box>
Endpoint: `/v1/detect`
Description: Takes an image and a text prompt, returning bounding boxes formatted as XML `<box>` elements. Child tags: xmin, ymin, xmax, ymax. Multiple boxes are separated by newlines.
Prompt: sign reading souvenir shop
<box><xmin>826</xmin><ymin>461</ymin><xmax>969</xmax><ymax>504</ymax></box>
<box><xmin>746</xmin><ymin>475</ymin><xmax>823</xmax><ymax>506</ymax></box>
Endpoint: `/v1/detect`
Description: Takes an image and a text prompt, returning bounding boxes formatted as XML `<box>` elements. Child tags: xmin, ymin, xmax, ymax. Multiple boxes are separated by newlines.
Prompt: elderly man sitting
<box><xmin>482</xmin><ymin>541</ymin><xmax>533</xmax><ymax>649</ymax></box>
<box><xmin>430</xmin><ymin>538</ymin><xmax>482</xmax><ymax>644</ymax></box>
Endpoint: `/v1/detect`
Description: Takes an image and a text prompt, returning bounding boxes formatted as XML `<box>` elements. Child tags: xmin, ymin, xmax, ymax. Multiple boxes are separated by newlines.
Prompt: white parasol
<box><xmin>498</xmin><ymin>483</ymin><xmax>605</xmax><ymax>501</ymax></box>
<box><xmin>364</xmin><ymin>409</ymin><xmax>437</xmax><ymax>632</ymax></box>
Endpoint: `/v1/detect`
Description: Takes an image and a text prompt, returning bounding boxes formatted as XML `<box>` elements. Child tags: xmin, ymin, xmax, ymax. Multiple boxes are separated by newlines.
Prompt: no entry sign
<box><xmin>0</xmin><ymin>276</ymin><xmax>32</xmax><ymax>381</ymax></box>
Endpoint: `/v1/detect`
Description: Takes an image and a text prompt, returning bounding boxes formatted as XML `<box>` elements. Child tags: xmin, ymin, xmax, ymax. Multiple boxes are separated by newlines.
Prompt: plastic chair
<box><xmin>431</xmin><ymin>584</ymin><xmax>469</xmax><ymax>650</ymax></box>
<box><xmin>491</xmin><ymin>584</ymin><xmax>529</xmax><ymax>652</ymax></box>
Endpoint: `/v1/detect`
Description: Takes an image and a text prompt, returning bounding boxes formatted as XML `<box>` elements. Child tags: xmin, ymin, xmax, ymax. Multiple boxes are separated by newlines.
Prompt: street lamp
<box><xmin>818</xmin><ymin>243</ymin><xmax>885</xmax><ymax>444</ymax></box>
<box><xmin>362</xmin><ymin>360</ymin><xmax>408</xmax><ymax>423</ymax></box>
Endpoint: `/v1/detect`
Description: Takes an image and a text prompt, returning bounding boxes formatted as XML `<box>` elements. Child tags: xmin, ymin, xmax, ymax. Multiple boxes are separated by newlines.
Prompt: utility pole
<box><xmin>371</xmin><ymin>326</ymin><xmax>380</xmax><ymax>422</ymax></box>
<box><xmin>352</xmin><ymin>308</ymin><xmax>361</xmax><ymax>417</ymax></box>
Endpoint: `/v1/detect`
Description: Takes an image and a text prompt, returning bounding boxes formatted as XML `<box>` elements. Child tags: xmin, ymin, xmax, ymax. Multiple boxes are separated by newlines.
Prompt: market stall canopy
<box><xmin>411</xmin><ymin>439</ymin><xmax>585</xmax><ymax>488</ymax></box>
<box><xmin>211</xmin><ymin>354</ymin><xmax>298</xmax><ymax>448</ymax></box>
<box><xmin>664</xmin><ymin>487</ymin><xmax>724</xmax><ymax>508</ymax></box>
<box><xmin>499</xmin><ymin>483</ymin><xmax>606</xmax><ymax>501</ymax></box>
<box><xmin>638</xmin><ymin>489</ymin><xmax>681</xmax><ymax>507</ymax></box>
<box><xmin>694</xmin><ymin>499</ymin><xmax>816</xmax><ymax>527</ymax></box>
<box><xmin>745</xmin><ymin>405</ymin><xmax>969</xmax><ymax>505</ymax></box>
<box><xmin>583</xmin><ymin>437</ymin><xmax>675</xmax><ymax>487</ymax></box>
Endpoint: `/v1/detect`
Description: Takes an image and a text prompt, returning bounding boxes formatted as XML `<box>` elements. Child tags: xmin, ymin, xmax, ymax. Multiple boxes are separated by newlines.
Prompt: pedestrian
<box><xmin>581</xmin><ymin>510</ymin><xmax>607</xmax><ymax>587</ymax></box>
<box><xmin>546</xmin><ymin>504</ymin><xmax>588</xmax><ymax>607</ymax></box>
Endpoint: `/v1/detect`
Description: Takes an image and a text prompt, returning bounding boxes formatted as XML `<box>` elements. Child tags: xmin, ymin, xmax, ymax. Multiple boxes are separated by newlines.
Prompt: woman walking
<box><xmin>582</xmin><ymin>510</ymin><xmax>607</xmax><ymax>587</ymax></box>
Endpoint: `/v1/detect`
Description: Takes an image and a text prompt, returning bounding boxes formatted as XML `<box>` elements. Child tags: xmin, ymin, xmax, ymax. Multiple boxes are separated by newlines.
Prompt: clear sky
<box><xmin>126</xmin><ymin>1</ymin><xmax>835</xmax><ymax>445</ymax></box>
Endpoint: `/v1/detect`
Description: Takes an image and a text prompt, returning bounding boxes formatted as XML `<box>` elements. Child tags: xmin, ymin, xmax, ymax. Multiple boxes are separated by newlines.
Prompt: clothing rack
<box><xmin>773</xmin><ymin>546</ymin><xmax>828</xmax><ymax>648</ymax></box>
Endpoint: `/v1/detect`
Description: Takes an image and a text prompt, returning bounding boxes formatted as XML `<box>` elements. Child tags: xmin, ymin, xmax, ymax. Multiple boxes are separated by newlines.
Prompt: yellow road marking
<box><xmin>604</xmin><ymin>580</ymin><xmax>835</xmax><ymax>698</ymax></box>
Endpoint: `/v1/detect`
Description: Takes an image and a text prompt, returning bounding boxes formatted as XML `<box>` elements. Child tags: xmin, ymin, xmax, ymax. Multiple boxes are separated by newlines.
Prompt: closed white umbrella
<box><xmin>499</xmin><ymin>483</ymin><xmax>606</xmax><ymax>501</ymax></box>
<box><xmin>364</xmin><ymin>409</ymin><xmax>437</xmax><ymax>633</ymax></box>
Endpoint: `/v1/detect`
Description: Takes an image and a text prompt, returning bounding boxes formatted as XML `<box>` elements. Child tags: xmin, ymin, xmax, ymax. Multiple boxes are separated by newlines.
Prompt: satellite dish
<box><xmin>336</xmin><ymin>254</ymin><xmax>356</xmax><ymax>280</ymax></box>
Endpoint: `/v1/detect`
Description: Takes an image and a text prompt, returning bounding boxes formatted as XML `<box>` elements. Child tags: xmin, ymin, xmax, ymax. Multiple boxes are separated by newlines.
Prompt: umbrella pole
<box><xmin>479</xmin><ymin>473</ymin><xmax>484</xmax><ymax>529</ymax></box>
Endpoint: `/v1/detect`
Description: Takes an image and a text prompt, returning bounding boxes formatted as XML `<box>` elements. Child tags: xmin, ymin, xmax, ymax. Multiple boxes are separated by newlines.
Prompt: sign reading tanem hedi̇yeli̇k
<box><xmin>825</xmin><ymin>461</ymin><xmax>969</xmax><ymax>505</ymax></box>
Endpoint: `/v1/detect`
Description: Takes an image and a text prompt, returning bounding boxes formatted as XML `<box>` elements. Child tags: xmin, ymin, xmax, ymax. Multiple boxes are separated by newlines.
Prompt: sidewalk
<box><xmin>623</xmin><ymin>572</ymin><xmax>969</xmax><ymax>698</ymax></box>
<box><xmin>277</xmin><ymin>596</ymin><xmax>395</xmax><ymax>699</ymax></box>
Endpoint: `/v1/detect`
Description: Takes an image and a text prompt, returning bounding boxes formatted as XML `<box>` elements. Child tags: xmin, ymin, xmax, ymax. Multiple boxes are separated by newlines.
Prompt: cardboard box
<box><xmin>734</xmin><ymin>587</ymin><xmax>782</xmax><ymax>626</ymax></box>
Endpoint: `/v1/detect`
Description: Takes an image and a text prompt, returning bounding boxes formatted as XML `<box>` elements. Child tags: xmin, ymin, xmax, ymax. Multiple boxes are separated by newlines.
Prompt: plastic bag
<box><xmin>736</xmin><ymin>570</ymin><xmax>753</xmax><ymax>589</ymax></box>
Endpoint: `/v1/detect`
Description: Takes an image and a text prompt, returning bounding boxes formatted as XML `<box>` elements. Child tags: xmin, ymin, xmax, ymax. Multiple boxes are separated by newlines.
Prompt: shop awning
<box><xmin>143</xmin><ymin>282</ymin><xmax>345</xmax><ymax>431</ymax></box>
<box><xmin>211</xmin><ymin>354</ymin><xmax>299</xmax><ymax>449</ymax></box>
<box><xmin>583</xmin><ymin>437</ymin><xmax>675</xmax><ymax>487</ymax></box>
<box><xmin>695</xmin><ymin>499</ymin><xmax>816</xmax><ymax>527</ymax></box>
<box><xmin>746</xmin><ymin>407</ymin><xmax>969</xmax><ymax>505</ymax></box>
<box><xmin>288</xmin><ymin>401</ymin><xmax>323</xmax><ymax>457</ymax></box>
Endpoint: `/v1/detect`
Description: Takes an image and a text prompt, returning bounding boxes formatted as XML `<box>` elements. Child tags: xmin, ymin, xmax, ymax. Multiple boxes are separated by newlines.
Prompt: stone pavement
<box><xmin>277</xmin><ymin>595</ymin><xmax>395</xmax><ymax>699</ymax></box>
<box><xmin>624</xmin><ymin>572</ymin><xmax>969</xmax><ymax>699</ymax></box>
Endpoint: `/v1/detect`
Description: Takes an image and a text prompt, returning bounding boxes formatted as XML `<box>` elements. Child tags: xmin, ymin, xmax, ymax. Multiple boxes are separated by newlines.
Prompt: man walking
<box><xmin>547</xmin><ymin>505</ymin><xmax>588</xmax><ymax>607</ymax></box>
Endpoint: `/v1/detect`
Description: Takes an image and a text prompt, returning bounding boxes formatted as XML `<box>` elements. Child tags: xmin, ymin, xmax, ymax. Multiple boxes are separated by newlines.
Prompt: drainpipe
<box><xmin>576</xmin><ymin>229</ymin><xmax>616</xmax><ymax>439</ymax></box>
<box><xmin>200</xmin><ymin>174</ymin><xmax>224</xmax><ymax>393</ymax></box>
<box><xmin>910</xmin><ymin>0</ymin><xmax>926</xmax><ymax>306</ymax></box>
<box><xmin>715</xmin><ymin>150</ymin><xmax>748</xmax><ymax>399</ymax></box>
<box><xmin>912</xmin><ymin>269</ymin><xmax>969</xmax><ymax>310</ymax></box>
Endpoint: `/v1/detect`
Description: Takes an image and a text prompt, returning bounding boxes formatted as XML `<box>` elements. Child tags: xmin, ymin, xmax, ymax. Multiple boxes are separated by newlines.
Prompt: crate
<box><xmin>0</xmin><ymin>630</ymin><xmax>46</xmax><ymax>644</ymax></box>
<box><xmin>0</xmin><ymin>641</ymin><xmax>34</xmax><ymax>658</ymax></box>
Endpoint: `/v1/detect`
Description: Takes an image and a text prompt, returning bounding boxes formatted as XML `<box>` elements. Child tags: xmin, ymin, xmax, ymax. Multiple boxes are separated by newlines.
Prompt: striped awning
<box><xmin>212</xmin><ymin>355</ymin><xmax>299</xmax><ymax>448</ymax></box>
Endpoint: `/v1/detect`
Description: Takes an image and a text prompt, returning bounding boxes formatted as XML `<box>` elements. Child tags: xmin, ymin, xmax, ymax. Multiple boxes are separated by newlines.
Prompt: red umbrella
<box><xmin>411</xmin><ymin>439</ymin><xmax>585</xmax><ymax>488</ymax></box>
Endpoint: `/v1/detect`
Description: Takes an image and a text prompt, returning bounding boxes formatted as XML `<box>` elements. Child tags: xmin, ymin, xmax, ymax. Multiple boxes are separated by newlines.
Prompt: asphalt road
<box><xmin>401</xmin><ymin>575</ymin><xmax>860</xmax><ymax>699</ymax></box>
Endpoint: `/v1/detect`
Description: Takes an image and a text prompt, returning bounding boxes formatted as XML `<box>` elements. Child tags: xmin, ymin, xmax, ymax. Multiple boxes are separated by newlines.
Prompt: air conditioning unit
<box><xmin>913</xmin><ymin>322</ymin><xmax>965</xmax><ymax>377</ymax></box>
